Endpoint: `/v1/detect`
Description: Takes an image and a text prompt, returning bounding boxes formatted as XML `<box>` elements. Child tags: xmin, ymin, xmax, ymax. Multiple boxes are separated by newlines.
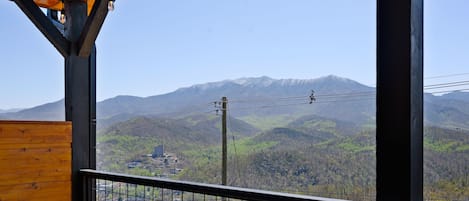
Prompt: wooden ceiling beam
<box><xmin>77</xmin><ymin>0</ymin><xmax>108</xmax><ymax>57</ymax></box>
<box><xmin>14</xmin><ymin>0</ymin><xmax>70</xmax><ymax>57</ymax></box>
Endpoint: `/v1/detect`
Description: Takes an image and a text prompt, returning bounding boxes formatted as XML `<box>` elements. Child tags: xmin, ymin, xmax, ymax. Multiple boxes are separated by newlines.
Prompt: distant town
<box><xmin>127</xmin><ymin>145</ymin><xmax>183</xmax><ymax>178</ymax></box>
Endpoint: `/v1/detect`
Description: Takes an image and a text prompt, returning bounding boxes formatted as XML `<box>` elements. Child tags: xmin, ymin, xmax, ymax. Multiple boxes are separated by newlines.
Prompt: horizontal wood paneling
<box><xmin>0</xmin><ymin>150</ymin><xmax>70</xmax><ymax>161</ymax></box>
<box><xmin>0</xmin><ymin>145</ymin><xmax>70</xmax><ymax>156</ymax></box>
<box><xmin>0</xmin><ymin>181</ymin><xmax>71</xmax><ymax>201</ymax></box>
<box><xmin>0</xmin><ymin>142</ymin><xmax>70</xmax><ymax>150</ymax></box>
<box><xmin>0</xmin><ymin>121</ymin><xmax>72</xmax><ymax>201</ymax></box>
<box><xmin>0</xmin><ymin>122</ymin><xmax>72</xmax><ymax>144</ymax></box>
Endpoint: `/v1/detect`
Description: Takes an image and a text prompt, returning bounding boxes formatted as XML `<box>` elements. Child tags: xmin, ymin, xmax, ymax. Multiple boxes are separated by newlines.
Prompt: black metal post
<box><xmin>64</xmin><ymin>1</ymin><xmax>97</xmax><ymax>201</ymax></box>
<box><xmin>376</xmin><ymin>0</ymin><xmax>423</xmax><ymax>201</ymax></box>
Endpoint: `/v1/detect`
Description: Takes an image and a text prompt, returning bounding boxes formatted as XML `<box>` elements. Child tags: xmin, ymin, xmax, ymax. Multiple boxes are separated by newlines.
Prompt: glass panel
<box><xmin>94</xmin><ymin>1</ymin><xmax>376</xmax><ymax>200</ymax></box>
<box><xmin>424</xmin><ymin>1</ymin><xmax>469</xmax><ymax>200</ymax></box>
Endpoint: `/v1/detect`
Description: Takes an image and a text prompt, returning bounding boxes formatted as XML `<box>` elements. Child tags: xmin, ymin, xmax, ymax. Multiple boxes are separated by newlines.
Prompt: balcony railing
<box><xmin>80</xmin><ymin>169</ymin><xmax>348</xmax><ymax>201</ymax></box>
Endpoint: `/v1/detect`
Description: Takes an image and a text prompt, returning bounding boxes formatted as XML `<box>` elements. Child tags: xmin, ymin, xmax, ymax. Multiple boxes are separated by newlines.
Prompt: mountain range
<box><xmin>0</xmin><ymin>108</ymin><xmax>23</xmax><ymax>113</ymax></box>
<box><xmin>2</xmin><ymin>75</ymin><xmax>469</xmax><ymax>131</ymax></box>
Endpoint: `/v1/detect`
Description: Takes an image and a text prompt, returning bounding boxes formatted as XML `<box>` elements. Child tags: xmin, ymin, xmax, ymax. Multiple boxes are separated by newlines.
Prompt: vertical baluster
<box><xmin>118</xmin><ymin>182</ymin><xmax>121</xmax><ymax>201</ymax></box>
<box><xmin>134</xmin><ymin>184</ymin><xmax>138</xmax><ymax>200</ymax></box>
<box><xmin>104</xmin><ymin>180</ymin><xmax>107</xmax><ymax>201</ymax></box>
<box><xmin>97</xmin><ymin>179</ymin><xmax>100</xmax><ymax>201</ymax></box>
<box><xmin>111</xmin><ymin>181</ymin><xmax>113</xmax><ymax>201</ymax></box>
<box><xmin>126</xmin><ymin>183</ymin><xmax>129</xmax><ymax>201</ymax></box>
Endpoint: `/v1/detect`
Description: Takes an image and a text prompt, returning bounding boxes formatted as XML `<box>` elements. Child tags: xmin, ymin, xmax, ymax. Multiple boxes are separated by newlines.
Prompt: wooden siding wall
<box><xmin>0</xmin><ymin>121</ymin><xmax>72</xmax><ymax>201</ymax></box>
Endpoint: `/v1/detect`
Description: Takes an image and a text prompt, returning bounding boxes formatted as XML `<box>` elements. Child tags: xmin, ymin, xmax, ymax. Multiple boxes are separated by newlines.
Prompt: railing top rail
<box><xmin>80</xmin><ymin>169</ymin><xmax>348</xmax><ymax>201</ymax></box>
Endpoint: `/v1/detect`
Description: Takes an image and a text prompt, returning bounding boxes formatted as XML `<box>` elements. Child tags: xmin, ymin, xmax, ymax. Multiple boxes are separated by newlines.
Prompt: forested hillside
<box><xmin>96</xmin><ymin>114</ymin><xmax>469</xmax><ymax>201</ymax></box>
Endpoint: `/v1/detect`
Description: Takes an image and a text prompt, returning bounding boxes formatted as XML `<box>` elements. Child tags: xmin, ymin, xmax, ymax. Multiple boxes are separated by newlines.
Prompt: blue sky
<box><xmin>0</xmin><ymin>0</ymin><xmax>468</xmax><ymax>109</ymax></box>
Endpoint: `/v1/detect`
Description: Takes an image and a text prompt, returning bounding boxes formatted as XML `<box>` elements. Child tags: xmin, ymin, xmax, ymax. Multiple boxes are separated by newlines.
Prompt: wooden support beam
<box><xmin>63</xmin><ymin>1</ymin><xmax>97</xmax><ymax>201</ymax></box>
<box><xmin>77</xmin><ymin>0</ymin><xmax>109</xmax><ymax>57</ymax></box>
<box><xmin>66</xmin><ymin>52</ymin><xmax>96</xmax><ymax>201</ymax></box>
<box><xmin>376</xmin><ymin>0</ymin><xmax>424</xmax><ymax>201</ymax></box>
<box><xmin>14</xmin><ymin>0</ymin><xmax>70</xmax><ymax>57</ymax></box>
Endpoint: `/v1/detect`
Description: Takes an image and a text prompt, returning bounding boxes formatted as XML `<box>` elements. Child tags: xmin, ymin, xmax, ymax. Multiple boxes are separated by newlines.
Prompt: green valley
<box><xmin>96</xmin><ymin>114</ymin><xmax>469</xmax><ymax>201</ymax></box>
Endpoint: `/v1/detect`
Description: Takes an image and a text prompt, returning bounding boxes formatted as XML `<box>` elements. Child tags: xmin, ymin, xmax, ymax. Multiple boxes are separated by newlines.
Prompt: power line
<box><xmin>316</xmin><ymin>93</ymin><xmax>375</xmax><ymax>100</ymax></box>
<box><xmin>426</xmin><ymin>88</ymin><xmax>469</xmax><ymax>94</ymax></box>
<box><xmin>426</xmin><ymin>83</ymin><xmax>469</xmax><ymax>90</ymax></box>
<box><xmin>228</xmin><ymin>98</ymin><xmax>376</xmax><ymax>111</ymax></box>
<box><xmin>316</xmin><ymin>91</ymin><xmax>375</xmax><ymax>97</ymax></box>
<box><xmin>230</xmin><ymin>102</ymin><xmax>311</xmax><ymax>111</ymax></box>
<box><xmin>225</xmin><ymin>87</ymin><xmax>468</xmax><ymax>112</ymax></box>
<box><xmin>352</xmin><ymin>73</ymin><xmax>468</xmax><ymax>89</ymax></box>
<box><xmin>203</xmin><ymin>109</ymin><xmax>219</xmax><ymax>114</ymax></box>
<box><xmin>223</xmin><ymin>79</ymin><xmax>469</xmax><ymax>104</ymax></box>
<box><xmin>217</xmin><ymin>85</ymin><xmax>469</xmax><ymax>112</ymax></box>
<box><xmin>314</xmin><ymin>97</ymin><xmax>376</xmax><ymax>104</ymax></box>
<box><xmin>229</xmin><ymin>95</ymin><xmax>309</xmax><ymax>103</ymax></box>
<box><xmin>206</xmin><ymin>79</ymin><xmax>469</xmax><ymax>113</ymax></box>
<box><xmin>247</xmin><ymin>86</ymin><xmax>469</xmax><ymax>108</ymax></box>
<box><xmin>225</xmin><ymin>88</ymin><xmax>468</xmax><ymax>112</ymax></box>
<box><xmin>227</xmin><ymin>115</ymin><xmax>242</xmax><ymax>182</ymax></box>
<box><xmin>366</xmin><ymin>72</ymin><xmax>469</xmax><ymax>86</ymax></box>
<box><xmin>424</xmin><ymin>80</ymin><xmax>469</xmax><ymax>87</ymax></box>
<box><xmin>425</xmin><ymin>72</ymin><xmax>469</xmax><ymax>80</ymax></box>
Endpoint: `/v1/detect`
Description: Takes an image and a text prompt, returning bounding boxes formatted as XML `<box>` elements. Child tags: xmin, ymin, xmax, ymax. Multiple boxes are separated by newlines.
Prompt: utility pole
<box><xmin>221</xmin><ymin>97</ymin><xmax>227</xmax><ymax>186</ymax></box>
